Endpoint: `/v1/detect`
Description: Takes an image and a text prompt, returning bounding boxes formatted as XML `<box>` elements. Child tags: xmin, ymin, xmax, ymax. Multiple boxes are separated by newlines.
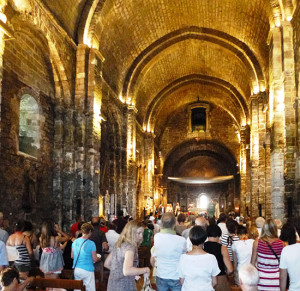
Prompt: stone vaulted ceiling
<box><xmin>42</xmin><ymin>0</ymin><xmax>278</xmax><ymax>136</ymax></box>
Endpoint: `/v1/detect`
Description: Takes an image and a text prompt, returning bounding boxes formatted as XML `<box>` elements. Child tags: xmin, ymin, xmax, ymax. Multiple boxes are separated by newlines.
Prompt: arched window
<box><xmin>19</xmin><ymin>94</ymin><xmax>40</xmax><ymax>157</ymax></box>
<box><xmin>197</xmin><ymin>193</ymin><xmax>209</xmax><ymax>209</ymax></box>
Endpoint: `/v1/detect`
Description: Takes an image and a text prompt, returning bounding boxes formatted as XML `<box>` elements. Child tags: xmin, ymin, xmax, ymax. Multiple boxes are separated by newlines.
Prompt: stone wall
<box><xmin>159</xmin><ymin>104</ymin><xmax>240</xmax><ymax>161</ymax></box>
<box><xmin>0</xmin><ymin>30</ymin><xmax>55</xmax><ymax>226</ymax></box>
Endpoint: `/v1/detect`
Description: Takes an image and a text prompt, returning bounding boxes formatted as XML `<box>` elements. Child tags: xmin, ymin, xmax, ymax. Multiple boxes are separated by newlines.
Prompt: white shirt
<box><xmin>152</xmin><ymin>232</ymin><xmax>186</xmax><ymax>280</ymax></box>
<box><xmin>217</xmin><ymin>222</ymin><xmax>228</xmax><ymax>236</ymax></box>
<box><xmin>105</xmin><ymin>230</ymin><xmax>120</xmax><ymax>253</ymax></box>
<box><xmin>177</xmin><ymin>253</ymin><xmax>220</xmax><ymax>291</ymax></box>
<box><xmin>279</xmin><ymin>243</ymin><xmax>300</xmax><ymax>291</ymax></box>
<box><xmin>182</xmin><ymin>228</ymin><xmax>191</xmax><ymax>240</ymax></box>
<box><xmin>232</xmin><ymin>239</ymin><xmax>254</xmax><ymax>270</ymax></box>
<box><xmin>0</xmin><ymin>240</ymin><xmax>8</xmax><ymax>266</ymax></box>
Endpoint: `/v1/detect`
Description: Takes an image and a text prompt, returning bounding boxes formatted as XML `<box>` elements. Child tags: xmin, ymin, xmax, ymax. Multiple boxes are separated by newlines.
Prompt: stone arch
<box><xmin>77</xmin><ymin>0</ymin><xmax>107</xmax><ymax>46</ymax></box>
<box><xmin>122</xmin><ymin>27</ymin><xmax>266</xmax><ymax>102</ymax></box>
<box><xmin>10</xmin><ymin>7</ymin><xmax>74</xmax><ymax>105</ymax></box>
<box><xmin>163</xmin><ymin>139</ymin><xmax>238</xmax><ymax>185</ymax></box>
<box><xmin>144</xmin><ymin>74</ymin><xmax>249</xmax><ymax>132</ymax></box>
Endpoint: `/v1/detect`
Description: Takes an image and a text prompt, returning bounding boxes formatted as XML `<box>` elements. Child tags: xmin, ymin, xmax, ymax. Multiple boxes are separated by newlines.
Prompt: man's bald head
<box><xmin>195</xmin><ymin>217</ymin><xmax>208</xmax><ymax>230</ymax></box>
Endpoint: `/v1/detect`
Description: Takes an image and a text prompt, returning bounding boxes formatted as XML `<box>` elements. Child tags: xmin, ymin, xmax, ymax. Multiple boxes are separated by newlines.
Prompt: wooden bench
<box><xmin>27</xmin><ymin>277</ymin><xmax>86</xmax><ymax>291</ymax></box>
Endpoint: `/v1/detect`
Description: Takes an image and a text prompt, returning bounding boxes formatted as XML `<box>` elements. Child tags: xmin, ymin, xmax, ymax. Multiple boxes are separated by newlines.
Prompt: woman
<box><xmin>178</xmin><ymin>226</ymin><xmax>220</xmax><ymax>291</ymax></box>
<box><xmin>279</xmin><ymin>222</ymin><xmax>300</xmax><ymax>291</ymax></box>
<box><xmin>23</xmin><ymin>221</ymin><xmax>37</xmax><ymax>250</ymax></box>
<box><xmin>39</xmin><ymin>221</ymin><xmax>69</xmax><ymax>278</ymax></box>
<box><xmin>104</xmin><ymin>220</ymin><xmax>150</xmax><ymax>291</ymax></box>
<box><xmin>72</xmin><ymin>223</ymin><xmax>100</xmax><ymax>291</ymax></box>
<box><xmin>221</xmin><ymin>219</ymin><xmax>239</xmax><ymax>262</ymax></box>
<box><xmin>6</xmin><ymin>220</ymin><xmax>33</xmax><ymax>279</ymax></box>
<box><xmin>175</xmin><ymin>214</ymin><xmax>187</xmax><ymax>235</ymax></box>
<box><xmin>232</xmin><ymin>225</ymin><xmax>254</xmax><ymax>285</ymax></box>
<box><xmin>251</xmin><ymin>219</ymin><xmax>284</xmax><ymax>290</ymax></box>
<box><xmin>204</xmin><ymin>224</ymin><xmax>233</xmax><ymax>291</ymax></box>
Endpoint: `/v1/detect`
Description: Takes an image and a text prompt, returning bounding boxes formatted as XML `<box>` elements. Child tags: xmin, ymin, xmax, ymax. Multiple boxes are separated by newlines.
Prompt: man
<box><xmin>186</xmin><ymin>216</ymin><xmax>208</xmax><ymax>251</ymax></box>
<box><xmin>279</xmin><ymin>226</ymin><xmax>300</xmax><ymax>291</ymax></box>
<box><xmin>105</xmin><ymin>223</ymin><xmax>120</xmax><ymax>252</ymax></box>
<box><xmin>70</xmin><ymin>215</ymin><xmax>82</xmax><ymax>237</ymax></box>
<box><xmin>181</xmin><ymin>215</ymin><xmax>196</xmax><ymax>239</ymax></box>
<box><xmin>255</xmin><ymin>217</ymin><xmax>265</xmax><ymax>238</ymax></box>
<box><xmin>113</xmin><ymin>210</ymin><xmax>127</xmax><ymax>234</ymax></box>
<box><xmin>151</xmin><ymin>212</ymin><xmax>186</xmax><ymax>291</ymax></box>
<box><xmin>90</xmin><ymin>217</ymin><xmax>109</xmax><ymax>256</ymax></box>
<box><xmin>0</xmin><ymin>212</ymin><xmax>9</xmax><ymax>243</ymax></box>
<box><xmin>0</xmin><ymin>268</ymin><xmax>34</xmax><ymax>291</ymax></box>
<box><xmin>239</xmin><ymin>264</ymin><xmax>258</xmax><ymax>291</ymax></box>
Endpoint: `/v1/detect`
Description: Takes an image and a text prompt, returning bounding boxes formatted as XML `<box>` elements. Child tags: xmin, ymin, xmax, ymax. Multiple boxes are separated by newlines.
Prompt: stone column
<box><xmin>0</xmin><ymin>1</ymin><xmax>7</xmax><ymax>153</ymax></box>
<box><xmin>250</xmin><ymin>94</ymin><xmax>259</xmax><ymax>218</ymax></box>
<box><xmin>144</xmin><ymin>132</ymin><xmax>155</xmax><ymax>204</ymax></box>
<box><xmin>74</xmin><ymin>44</ymin><xmax>88</xmax><ymax>219</ymax></box>
<box><xmin>282</xmin><ymin>21</ymin><xmax>297</xmax><ymax>217</ymax></box>
<box><xmin>126</xmin><ymin>105</ymin><xmax>137</xmax><ymax>217</ymax></box>
<box><xmin>53</xmin><ymin>104</ymin><xmax>63</xmax><ymax>226</ymax></box>
<box><xmin>62</xmin><ymin>107</ymin><xmax>75</xmax><ymax>230</ymax></box>
<box><xmin>258</xmin><ymin>94</ymin><xmax>267</xmax><ymax>217</ymax></box>
<box><xmin>239</xmin><ymin>126</ymin><xmax>248</xmax><ymax>216</ymax></box>
<box><xmin>84</xmin><ymin>48</ymin><xmax>104</xmax><ymax>219</ymax></box>
<box><xmin>270</xmin><ymin>27</ymin><xmax>285</xmax><ymax>220</ymax></box>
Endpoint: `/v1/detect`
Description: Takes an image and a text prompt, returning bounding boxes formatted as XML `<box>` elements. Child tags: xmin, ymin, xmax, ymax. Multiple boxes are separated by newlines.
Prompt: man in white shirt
<box><xmin>279</xmin><ymin>227</ymin><xmax>300</xmax><ymax>291</ymax></box>
<box><xmin>105</xmin><ymin>223</ymin><xmax>120</xmax><ymax>253</ymax></box>
<box><xmin>151</xmin><ymin>212</ymin><xmax>186</xmax><ymax>291</ymax></box>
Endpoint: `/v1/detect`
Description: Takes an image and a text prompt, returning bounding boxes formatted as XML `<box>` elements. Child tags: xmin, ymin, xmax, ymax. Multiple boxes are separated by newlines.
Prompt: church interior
<box><xmin>0</xmin><ymin>0</ymin><xmax>299</xmax><ymax>230</ymax></box>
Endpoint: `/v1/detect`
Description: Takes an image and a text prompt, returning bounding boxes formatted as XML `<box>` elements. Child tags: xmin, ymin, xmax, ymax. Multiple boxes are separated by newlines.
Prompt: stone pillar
<box><xmin>0</xmin><ymin>1</ymin><xmax>7</xmax><ymax>153</ymax></box>
<box><xmin>126</xmin><ymin>105</ymin><xmax>138</xmax><ymax>217</ymax></box>
<box><xmin>270</xmin><ymin>27</ymin><xmax>285</xmax><ymax>220</ymax></box>
<box><xmin>53</xmin><ymin>104</ymin><xmax>63</xmax><ymax>226</ymax></box>
<box><xmin>282</xmin><ymin>21</ymin><xmax>297</xmax><ymax>218</ymax></box>
<box><xmin>239</xmin><ymin>126</ymin><xmax>248</xmax><ymax>216</ymax></box>
<box><xmin>144</xmin><ymin>132</ymin><xmax>155</xmax><ymax>202</ymax></box>
<box><xmin>250</xmin><ymin>94</ymin><xmax>259</xmax><ymax>218</ymax></box>
<box><xmin>257</xmin><ymin>95</ymin><xmax>267</xmax><ymax>217</ymax></box>
<box><xmin>62</xmin><ymin>108</ymin><xmax>75</xmax><ymax>230</ymax></box>
<box><xmin>84</xmin><ymin>48</ymin><xmax>104</xmax><ymax>219</ymax></box>
<box><xmin>74</xmin><ymin>44</ymin><xmax>88</xmax><ymax>219</ymax></box>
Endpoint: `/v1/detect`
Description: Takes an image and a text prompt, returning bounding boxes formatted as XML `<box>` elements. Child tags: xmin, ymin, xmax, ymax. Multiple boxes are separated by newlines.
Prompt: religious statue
<box><xmin>207</xmin><ymin>199</ymin><xmax>215</xmax><ymax>218</ymax></box>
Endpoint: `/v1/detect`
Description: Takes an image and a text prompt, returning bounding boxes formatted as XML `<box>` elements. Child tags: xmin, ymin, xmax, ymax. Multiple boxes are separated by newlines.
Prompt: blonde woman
<box><xmin>251</xmin><ymin>219</ymin><xmax>284</xmax><ymax>290</ymax></box>
<box><xmin>104</xmin><ymin>220</ymin><xmax>150</xmax><ymax>291</ymax></box>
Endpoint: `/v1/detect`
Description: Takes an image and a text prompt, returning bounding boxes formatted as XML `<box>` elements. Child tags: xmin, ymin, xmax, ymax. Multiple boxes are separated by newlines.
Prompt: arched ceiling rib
<box><xmin>89</xmin><ymin>0</ymin><xmax>272</xmax><ymax>95</ymax></box>
<box><xmin>152</xmin><ymin>83</ymin><xmax>244</xmax><ymax>138</ymax></box>
<box><xmin>134</xmin><ymin>39</ymin><xmax>251</xmax><ymax>124</ymax></box>
<box><xmin>144</xmin><ymin>75</ymin><xmax>248</xmax><ymax>135</ymax></box>
<box><xmin>123</xmin><ymin>27</ymin><xmax>265</xmax><ymax>102</ymax></box>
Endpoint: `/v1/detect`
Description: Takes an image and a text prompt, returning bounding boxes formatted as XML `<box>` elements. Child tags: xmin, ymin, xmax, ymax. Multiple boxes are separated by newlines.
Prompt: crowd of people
<box><xmin>0</xmin><ymin>210</ymin><xmax>300</xmax><ymax>291</ymax></box>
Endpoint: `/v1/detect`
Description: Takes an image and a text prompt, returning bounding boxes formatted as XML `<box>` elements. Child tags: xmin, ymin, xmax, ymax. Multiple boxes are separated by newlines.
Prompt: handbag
<box><xmin>6</xmin><ymin>246</ymin><xmax>19</xmax><ymax>261</ymax></box>
<box><xmin>140</xmin><ymin>273</ymin><xmax>155</xmax><ymax>291</ymax></box>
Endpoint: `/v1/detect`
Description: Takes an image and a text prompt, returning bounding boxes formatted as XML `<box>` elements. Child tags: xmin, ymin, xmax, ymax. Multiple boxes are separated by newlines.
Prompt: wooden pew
<box><xmin>27</xmin><ymin>277</ymin><xmax>86</xmax><ymax>291</ymax></box>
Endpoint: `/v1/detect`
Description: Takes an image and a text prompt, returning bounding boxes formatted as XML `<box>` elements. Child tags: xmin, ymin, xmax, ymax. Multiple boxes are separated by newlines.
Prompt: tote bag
<box><xmin>6</xmin><ymin>245</ymin><xmax>19</xmax><ymax>261</ymax></box>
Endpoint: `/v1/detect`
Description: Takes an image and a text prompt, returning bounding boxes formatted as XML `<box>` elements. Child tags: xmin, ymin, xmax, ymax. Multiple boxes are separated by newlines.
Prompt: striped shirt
<box><xmin>257</xmin><ymin>239</ymin><xmax>283</xmax><ymax>291</ymax></box>
<box><xmin>220</xmin><ymin>233</ymin><xmax>239</xmax><ymax>261</ymax></box>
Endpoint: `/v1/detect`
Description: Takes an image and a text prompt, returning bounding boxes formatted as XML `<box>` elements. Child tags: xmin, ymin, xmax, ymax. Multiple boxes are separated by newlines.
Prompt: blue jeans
<box><xmin>156</xmin><ymin>276</ymin><xmax>182</xmax><ymax>291</ymax></box>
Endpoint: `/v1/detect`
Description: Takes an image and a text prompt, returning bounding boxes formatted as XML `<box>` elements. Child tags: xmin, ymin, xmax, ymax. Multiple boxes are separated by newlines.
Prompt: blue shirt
<box><xmin>72</xmin><ymin>238</ymin><xmax>96</xmax><ymax>272</ymax></box>
<box><xmin>0</xmin><ymin>240</ymin><xmax>8</xmax><ymax>266</ymax></box>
